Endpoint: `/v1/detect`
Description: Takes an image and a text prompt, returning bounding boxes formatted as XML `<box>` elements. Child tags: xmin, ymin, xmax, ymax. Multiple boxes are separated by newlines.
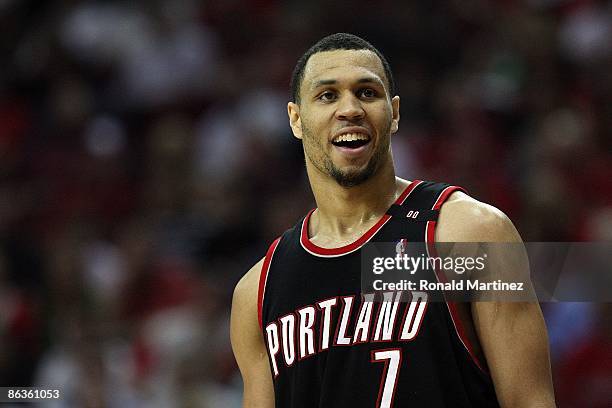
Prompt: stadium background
<box><xmin>0</xmin><ymin>0</ymin><xmax>610</xmax><ymax>406</ymax></box>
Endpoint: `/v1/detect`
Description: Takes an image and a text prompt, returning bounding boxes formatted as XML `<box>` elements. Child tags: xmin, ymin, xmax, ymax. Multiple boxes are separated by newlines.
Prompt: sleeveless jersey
<box><xmin>258</xmin><ymin>180</ymin><xmax>499</xmax><ymax>407</ymax></box>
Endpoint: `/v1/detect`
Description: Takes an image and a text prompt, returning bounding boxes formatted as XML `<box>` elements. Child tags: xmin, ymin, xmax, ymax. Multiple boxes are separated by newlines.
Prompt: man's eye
<box><xmin>318</xmin><ymin>91</ymin><xmax>336</xmax><ymax>101</ymax></box>
<box><xmin>358</xmin><ymin>88</ymin><xmax>377</xmax><ymax>98</ymax></box>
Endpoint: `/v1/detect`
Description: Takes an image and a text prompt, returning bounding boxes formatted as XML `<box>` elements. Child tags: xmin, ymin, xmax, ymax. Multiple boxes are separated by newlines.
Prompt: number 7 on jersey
<box><xmin>371</xmin><ymin>348</ymin><xmax>402</xmax><ymax>408</ymax></box>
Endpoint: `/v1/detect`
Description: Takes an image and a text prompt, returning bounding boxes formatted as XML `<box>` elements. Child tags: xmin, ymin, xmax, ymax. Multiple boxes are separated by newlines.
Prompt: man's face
<box><xmin>288</xmin><ymin>49</ymin><xmax>400</xmax><ymax>187</ymax></box>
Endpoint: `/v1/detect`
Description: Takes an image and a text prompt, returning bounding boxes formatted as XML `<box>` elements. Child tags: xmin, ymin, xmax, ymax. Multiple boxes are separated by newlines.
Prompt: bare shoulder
<box><xmin>436</xmin><ymin>191</ymin><xmax>522</xmax><ymax>243</ymax></box>
<box><xmin>232</xmin><ymin>257</ymin><xmax>265</xmax><ymax>311</ymax></box>
<box><xmin>231</xmin><ymin>257</ymin><xmax>265</xmax><ymax>356</ymax></box>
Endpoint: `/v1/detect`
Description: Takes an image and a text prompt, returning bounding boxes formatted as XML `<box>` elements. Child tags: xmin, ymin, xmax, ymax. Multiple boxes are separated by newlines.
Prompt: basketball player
<box><xmin>231</xmin><ymin>33</ymin><xmax>555</xmax><ymax>407</ymax></box>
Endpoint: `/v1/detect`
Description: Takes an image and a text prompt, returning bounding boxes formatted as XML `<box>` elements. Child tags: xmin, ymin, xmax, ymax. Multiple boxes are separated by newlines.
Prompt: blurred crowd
<box><xmin>0</xmin><ymin>0</ymin><xmax>610</xmax><ymax>406</ymax></box>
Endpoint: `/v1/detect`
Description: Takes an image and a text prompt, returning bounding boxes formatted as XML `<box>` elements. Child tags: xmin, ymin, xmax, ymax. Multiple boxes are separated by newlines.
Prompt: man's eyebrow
<box><xmin>311</xmin><ymin>79</ymin><xmax>337</xmax><ymax>89</ymax></box>
<box><xmin>356</xmin><ymin>77</ymin><xmax>384</xmax><ymax>85</ymax></box>
<box><xmin>311</xmin><ymin>76</ymin><xmax>384</xmax><ymax>90</ymax></box>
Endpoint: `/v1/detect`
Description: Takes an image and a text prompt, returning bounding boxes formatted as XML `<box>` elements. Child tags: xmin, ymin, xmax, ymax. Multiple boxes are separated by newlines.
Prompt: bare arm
<box><xmin>438</xmin><ymin>192</ymin><xmax>556</xmax><ymax>408</ymax></box>
<box><xmin>230</xmin><ymin>259</ymin><xmax>275</xmax><ymax>408</ymax></box>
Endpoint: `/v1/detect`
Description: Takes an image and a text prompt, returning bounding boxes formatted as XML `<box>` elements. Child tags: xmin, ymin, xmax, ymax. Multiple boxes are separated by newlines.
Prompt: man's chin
<box><xmin>330</xmin><ymin>166</ymin><xmax>375</xmax><ymax>188</ymax></box>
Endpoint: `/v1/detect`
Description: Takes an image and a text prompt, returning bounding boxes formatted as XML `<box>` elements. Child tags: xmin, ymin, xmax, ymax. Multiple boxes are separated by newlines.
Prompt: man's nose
<box><xmin>335</xmin><ymin>94</ymin><xmax>365</xmax><ymax>121</ymax></box>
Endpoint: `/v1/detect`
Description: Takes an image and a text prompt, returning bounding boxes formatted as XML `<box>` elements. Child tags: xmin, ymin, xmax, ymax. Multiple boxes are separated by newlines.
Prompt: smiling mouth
<box><xmin>331</xmin><ymin>133</ymin><xmax>371</xmax><ymax>149</ymax></box>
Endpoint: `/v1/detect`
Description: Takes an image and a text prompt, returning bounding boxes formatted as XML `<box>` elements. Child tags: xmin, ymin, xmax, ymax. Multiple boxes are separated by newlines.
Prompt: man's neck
<box><xmin>306</xmin><ymin>159</ymin><xmax>407</xmax><ymax>244</ymax></box>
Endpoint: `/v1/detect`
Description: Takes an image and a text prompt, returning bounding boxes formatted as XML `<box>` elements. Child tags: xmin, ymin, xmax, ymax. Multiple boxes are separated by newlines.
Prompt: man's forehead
<box><xmin>303</xmin><ymin>49</ymin><xmax>386</xmax><ymax>88</ymax></box>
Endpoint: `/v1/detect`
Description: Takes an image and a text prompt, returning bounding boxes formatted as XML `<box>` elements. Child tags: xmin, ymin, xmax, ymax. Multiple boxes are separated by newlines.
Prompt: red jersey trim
<box><xmin>424</xmin><ymin>186</ymin><xmax>489</xmax><ymax>375</ymax></box>
<box><xmin>258</xmin><ymin>237</ymin><xmax>281</xmax><ymax>330</ymax></box>
<box><xmin>300</xmin><ymin>180</ymin><xmax>423</xmax><ymax>258</ymax></box>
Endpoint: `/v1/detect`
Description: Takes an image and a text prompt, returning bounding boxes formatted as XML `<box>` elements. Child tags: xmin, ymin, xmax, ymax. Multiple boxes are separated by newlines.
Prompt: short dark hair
<box><xmin>290</xmin><ymin>33</ymin><xmax>396</xmax><ymax>103</ymax></box>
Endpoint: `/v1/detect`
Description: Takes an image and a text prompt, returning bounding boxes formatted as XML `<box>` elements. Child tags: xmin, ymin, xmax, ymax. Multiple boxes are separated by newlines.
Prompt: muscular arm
<box><xmin>231</xmin><ymin>259</ymin><xmax>275</xmax><ymax>408</ymax></box>
<box><xmin>437</xmin><ymin>192</ymin><xmax>556</xmax><ymax>408</ymax></box>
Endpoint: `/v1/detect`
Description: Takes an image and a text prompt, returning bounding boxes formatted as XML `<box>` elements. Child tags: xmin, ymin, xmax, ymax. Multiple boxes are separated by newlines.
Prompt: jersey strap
<box><xmin>385</xmin><ymin>204</ymin><xmax>440</xmax><ymax>221</ymax></box>
<box><xmin>257</xmin><ymin>237</ymin><xmax>281</xmax><ymax>330</ymax></box>
<box><xmin>422</xmin><ymin>184</ymin><xmax>490</xmax><ymax>374</ymax></box>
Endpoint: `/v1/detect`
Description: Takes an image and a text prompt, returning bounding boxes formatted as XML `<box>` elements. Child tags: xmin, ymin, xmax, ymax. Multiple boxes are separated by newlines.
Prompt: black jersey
<box><xmin>258</xmin><ymin>180</ymin><xmax>499</xmax><ymax>407</ymax></box>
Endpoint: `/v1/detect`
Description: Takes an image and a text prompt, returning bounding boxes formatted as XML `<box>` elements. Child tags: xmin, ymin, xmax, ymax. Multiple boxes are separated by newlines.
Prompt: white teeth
<box><xmin>333</xmin><ymin>133</ymin><xmax>370</xmax><ymax>143</ymax></box>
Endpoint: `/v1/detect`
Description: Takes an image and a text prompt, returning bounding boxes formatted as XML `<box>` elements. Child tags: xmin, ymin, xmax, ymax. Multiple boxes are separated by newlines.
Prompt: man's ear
<box><xmin>288</xmin><ymin>102</ymin><xmax>303</xmax><ymax>139</ymax></box>
<box><xmin>390</xmin><ymin>96</ymin><xmax>400</xmax><ymax>134</ymax></box>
